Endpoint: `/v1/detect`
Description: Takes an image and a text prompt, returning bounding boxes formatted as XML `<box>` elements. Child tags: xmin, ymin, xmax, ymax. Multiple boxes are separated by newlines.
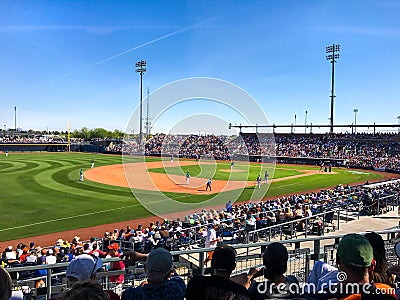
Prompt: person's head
<box><xmin>262</xmin><ymin>242</ymin><xmax>288</xmax><ymax>280</ymax></box>
<box><xmin>145</xmin><ymin>248</ymin><xmax>173</xmax><ymax>284</ymax></box>
<box><xmin>65</xmin><ymin>254</ymin><xmax>103</xmax><ymax>286</ymax></box>
<box><xmin>107</xmin><ymin>243</ymin><xmax>119</xmax><ymax>257</ymax></box>
<box><xmin>337</xmin><ymin>234</ymin><xmax>373</xmax><ymax>283</ymax></box>
<box><xmin>365</xmin><ymin>232</ymin><xmax>390</xmax><ymax>284</ymax></box>
<box><xmin>0</xmin><ymin>267</ymin><xmax>12</xmax><ymax>300</ymax></box>
<box><xmin>211</xmin><ymin>245</ymin><xmax>237</xmax><ymax>277</ymax></box>
<box><xmin>61</xmin><ymin>280</ymin><xmax>108</xmax><ymax>300</ymax></box>
<box><xmin>212</xmin><ymin>220</ymin><xmax>219</xmax><ymax>229</ymax></box>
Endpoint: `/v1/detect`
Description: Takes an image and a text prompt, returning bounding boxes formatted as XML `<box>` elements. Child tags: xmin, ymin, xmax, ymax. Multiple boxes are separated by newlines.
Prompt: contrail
<box><xmin>51</xmin><ymin>20</ymin><xmax>212</xmax><ymax>81</ymax></box>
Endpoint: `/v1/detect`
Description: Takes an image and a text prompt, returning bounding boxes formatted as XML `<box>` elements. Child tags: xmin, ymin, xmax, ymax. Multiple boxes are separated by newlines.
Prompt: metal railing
<box><xmin>242</xmin><ymin>193</ymin><xmax>398</xmax><ymax>244</ymax></box>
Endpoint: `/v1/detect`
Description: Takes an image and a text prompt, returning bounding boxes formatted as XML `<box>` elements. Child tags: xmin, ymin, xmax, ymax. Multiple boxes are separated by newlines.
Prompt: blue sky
<box><xmin>0</xmin><ymin>0</ymin><xmax>399</xmax><ymax>134</ymax></box>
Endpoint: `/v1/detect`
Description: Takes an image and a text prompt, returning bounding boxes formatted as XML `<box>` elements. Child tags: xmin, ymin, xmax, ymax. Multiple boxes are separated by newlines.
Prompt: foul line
<box><xmin>0</xmin><ymin>203</ymin><xmax>142</xmax><ymax>232</ymax></box>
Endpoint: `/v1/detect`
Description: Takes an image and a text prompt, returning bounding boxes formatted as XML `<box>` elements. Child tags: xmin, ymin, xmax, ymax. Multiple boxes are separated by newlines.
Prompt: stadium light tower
<box><xmin>305</xmin><ymin>110</ymin><xmax>308</xmax><ymax>134</ymax></box>
<box><xmin>397</xmin><ymin>115</ymin><xmax>400</xmax><ymax>134</ymax></box>
<box><xmin>145</xmin><ymin>87</ymin><xmax>151</xmax><ymax>138</ymax></box>
<box><xmin>14</xmin><ymin>106</ymin><xmax>17</xmax><ymax>131</ymax></box>
<box><xmin>353</xmin><ymin>108</ymin><xmax>359</xmax><ymax>134</ymax></box>
<box><xmin>135</xmin><ymin>60</ymin><xmax>147</xmax><ymax>145</ymax></box>
<box><xmin>326</xmin><ymin>44</ymin><xmax>340</xmax><ymax>134</ymax></box>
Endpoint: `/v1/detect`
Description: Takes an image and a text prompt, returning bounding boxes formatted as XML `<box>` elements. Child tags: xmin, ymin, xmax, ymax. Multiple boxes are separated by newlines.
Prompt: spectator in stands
<box><xmin>107</xmin><ymin>243</ymin><xmax>125</xmax><ymax>295</ymax></box>
<box><xmin>247</xmin><ymin>242</ymin><xmax>299</xmax><ymax>299</ymax></box>
<box><xmin>2</xmin><ymin>246</ymin><xmax>16</xmax><ymax>261</ymax></box>
<box><xmin>89</xmin><ymin>244</ymin><xmax>106</xmax><ymax>258</ymax></box>
<box><xmin>364</xmin><ymin>232</ymin><xmax>395</xmax><ymax>287</ymax></box>
<box><xmin>61</xmin><ymin>281</ymin><xmax>109</xmax><ymax>300</ymax></box>
<box><xmin>306</xmin><ymin>260</ymin><xmax>338</xmax><ymax>293</ymax></box>
<box><xmin>306</xmin><ymin>234</ymin><xmax>396</xmax><ymax>299</ymax></box>
<box><xmin>283</xmin><ymin>207</ymin><xmax>293</xmax><ymax>220</ymax></box>
<box><xmin>0</xmin><ymin>266</ymin><xmax>12</xmax><ymax>300</ymax></box>
<box><xmin>66</xmin><ymin>254</ymin><xmax>103</xmax><ymax>286</ymax></box>
<box><xmin>204</xmin><ymin>221</ymin><xmax>220</xmax><ymax>265</ymax></box>
<box><xmin>18</xmin><ymin>247</ymin><xmax>29</xmax><ymax>263</ymax></box>
<box><xmin>46</xmin><ymin>248</ymin><xmax>57</xmax><ymax>264</ymax></box>
<box><xmin>185</xmin><ymin>245</ymin><xmax>250</xmax><ymax>300</ymax></box>
<box><xmin>65</xmin><ymin>253</ymin><xmax>119</xmax><ymax>300</ymax></box>
<box><xmin>25</xmin><ymin>249</ymin><xmax>38</xmax><ymax>264</ymax></box>
<box><xmin>122</xmin><ymin>247</ymin><xmax>185</xmax><ymax>300</ymax></box>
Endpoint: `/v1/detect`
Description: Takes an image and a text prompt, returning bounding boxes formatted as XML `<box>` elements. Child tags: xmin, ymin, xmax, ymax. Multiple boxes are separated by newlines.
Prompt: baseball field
<box><xmin>0</xmin><ymin>152</ymin><xmax>384</xmax><ymax>242</ymax></box>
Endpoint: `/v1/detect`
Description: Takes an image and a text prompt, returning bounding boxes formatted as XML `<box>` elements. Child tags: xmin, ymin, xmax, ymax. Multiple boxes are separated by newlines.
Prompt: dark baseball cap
<box><xmin>263</xmin><ymin>242</ymin><xmax>288</xmax><ymax>267</ymax></box>
<box><xmin>211</xmin><ymin>245</ymin><xmax>237</xmax><ymax>271</ymax></box>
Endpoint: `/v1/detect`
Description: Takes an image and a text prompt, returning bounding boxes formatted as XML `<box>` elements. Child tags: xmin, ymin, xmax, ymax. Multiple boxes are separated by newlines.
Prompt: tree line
<box><xmin>1</xmin><ymin>127</ymin><xmax>126</xmax><ymax>139</ymax></box>
<box><xmin>71</xmin><ymin>127</ymin><xmax>125</xmax><ymax>139</ymax></box>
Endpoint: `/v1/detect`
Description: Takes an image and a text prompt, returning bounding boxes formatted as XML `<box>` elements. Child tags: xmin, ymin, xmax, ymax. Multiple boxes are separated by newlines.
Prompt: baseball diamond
<box><xmin>0</xmin><ymin>151</ymin><xmax>388</xmax><ymax>246</ymax></box>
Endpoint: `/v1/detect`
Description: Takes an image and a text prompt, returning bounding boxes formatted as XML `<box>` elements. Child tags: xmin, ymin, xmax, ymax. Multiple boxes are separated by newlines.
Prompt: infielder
<box><xmin>186</xmin><ymin>172</ymin><xmax>190</xmax><ymax>185</ymax></box>
<box><xmin>257</xmin><ymin>175</ymin><xmax>261</xmax><ymax>189</ymax></box>
<box><xmin>91</xmin><ymin>159</ymin><xmax>95</xmax><ymax>168</ymax></box>
<box><xmin>79</xmin><ymin>169</ymin><xmax>84</xmax><ymax>181</ymax></box>
<box><xmin>206</xmin><ymin>178</ymin><xmax>212</xmax><ymax>191</ymax></box>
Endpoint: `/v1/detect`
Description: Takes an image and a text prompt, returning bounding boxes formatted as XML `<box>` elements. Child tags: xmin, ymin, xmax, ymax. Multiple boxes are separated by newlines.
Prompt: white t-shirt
<box><xmin>205</xmin><ymin>228</ymin><xmax>217</xmax><ymax>248</ymax></box>
<box><xmin>26</xmin><ymin>255</ymin><xmax>37</xmax><ymax>263</ymax></box>
<box><xmin>5</xmin><ymin>251</ymin><xmax>16</xmax><ymax>260</ymax></box>
<box><xmin>46</xmin><ymin>255</ymin><xmax>57</xmax><ymax>264</ymax></box>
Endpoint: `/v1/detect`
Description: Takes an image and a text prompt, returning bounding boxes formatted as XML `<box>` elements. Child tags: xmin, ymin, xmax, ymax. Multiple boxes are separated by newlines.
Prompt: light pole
<box><xmin>135</xmin><ymin>60</ymin><xmax>147</xmax><ymax>145</ymax></box>
<box><xmin>326</xmin><ymin>44</ymin><xmax>340</xmax><ymax>134</ymax></box>
<box><xmin>353</xmin><ymin>108</ymin><xmax>358</xmax><ymax>134</ymax></box>
<box><xmin>305</xmin><ymin>110</ymin><xmax>308</xmax><ymax>134</ymax></box>
<box><xmin>14</xmin><ymin>106</ymin><xmax>17</xmax><ymax>131</ymax></box>
<box><xmin>294</xmin><ymin>114</ymin><xmax>297</xmax><ymax>133</ymax></box>
<box><xmin>145</xmin><ymin>87</ymin><xmax>151</xmax><ymax>138</ymax></box>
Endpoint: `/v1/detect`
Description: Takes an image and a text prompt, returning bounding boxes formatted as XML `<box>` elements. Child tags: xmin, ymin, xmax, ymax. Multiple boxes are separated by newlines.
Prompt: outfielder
<box><xmin>79</xmin><ymin>169</ymin><xmax>84</xmax><ymax>181</ymax></box>
<box><xmin>186</xmin><ymin>172</ymin><xmax>190</xmax><ymax>185</ymax></box>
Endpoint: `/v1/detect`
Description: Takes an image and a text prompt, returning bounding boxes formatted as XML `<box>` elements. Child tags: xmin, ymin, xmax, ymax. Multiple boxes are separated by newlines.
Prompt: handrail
<box><xmin>169</xmin><ymin>227</ymin><xmax>400</xmax><ymax>256</ymax></box>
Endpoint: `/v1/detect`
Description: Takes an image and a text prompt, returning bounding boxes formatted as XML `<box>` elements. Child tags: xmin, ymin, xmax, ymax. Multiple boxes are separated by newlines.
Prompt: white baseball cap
<box><xmin>66</xmin><ymin>254</ymin><xmax>103</xmax><ymax>281</ymax></box>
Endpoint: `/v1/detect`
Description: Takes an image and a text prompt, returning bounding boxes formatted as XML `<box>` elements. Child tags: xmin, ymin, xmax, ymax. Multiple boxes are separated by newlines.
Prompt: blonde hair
<box><xmin>0</xmin><ymin>267</ymin><xmax>12</xmax><ymax>300</ymax></box>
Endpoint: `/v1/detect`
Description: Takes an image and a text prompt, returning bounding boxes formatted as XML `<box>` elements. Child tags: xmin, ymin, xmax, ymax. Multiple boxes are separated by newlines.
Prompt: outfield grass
<box><xmin>0</xmin><ymin>153</ymin><xmax>382</xmax><ymax>241</ymax></box>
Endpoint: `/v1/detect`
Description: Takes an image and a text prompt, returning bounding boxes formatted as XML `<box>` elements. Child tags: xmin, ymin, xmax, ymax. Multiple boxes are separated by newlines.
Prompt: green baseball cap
<box><xmin>337</xmin><ymin>234</ymin><xmax>373</xmax><ymax>268</ymax></box>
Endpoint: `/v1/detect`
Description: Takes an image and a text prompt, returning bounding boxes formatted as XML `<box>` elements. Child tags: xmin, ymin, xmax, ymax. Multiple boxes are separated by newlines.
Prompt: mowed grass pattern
<box><xmin>0</xmin><ymin>153</ymin><xmax>382</xmax><ymax>241</ymax></box>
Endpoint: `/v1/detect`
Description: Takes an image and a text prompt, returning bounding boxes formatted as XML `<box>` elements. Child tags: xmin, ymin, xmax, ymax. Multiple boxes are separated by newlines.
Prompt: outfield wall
<box><xmin>0</xmin><ymin>144</ymin><xmax>68</xmax><ymax>152</ymax></box>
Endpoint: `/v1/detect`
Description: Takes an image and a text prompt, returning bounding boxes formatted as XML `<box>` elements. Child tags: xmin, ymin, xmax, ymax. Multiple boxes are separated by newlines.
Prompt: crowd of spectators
<box><xmin>2</xmin><ymin>231</ymin><xmax>400</xmax><ymax>299</ymax></box>
<box><xmin>0</xmin><ymin>135</ymin><xmax>66</xmax><ymax>143</ymax></box>
<box><xmin>105</xmin><ymin>133</ymin><xmax>400</xmax><ymax>172</ymax></box>
<box><xmin>2</xmin><ymin>180</ymin><xmax>399</xmax><ymax>276</ymax></box>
